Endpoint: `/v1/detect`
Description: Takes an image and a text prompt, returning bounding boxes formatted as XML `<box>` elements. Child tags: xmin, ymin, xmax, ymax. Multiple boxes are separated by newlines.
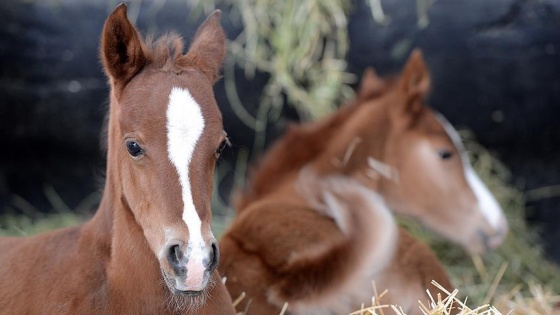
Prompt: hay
<box><xmin>353</xmin><ymin>281</ymin><xmax>560</xmax><ymax>315</ymax></box>
<box><xmin>223</xmin><ymin>0</ymin><xmax>355</xmax><ymax>122</ymax></box>
<box><xmin>0</xmin><ymin>212</ymin><xmax>83</xmax><ymax>237</ymax></box>
<box><xmin>353</xmin><ymin>281</ymin><xmax>504</xmax><ymax>315</ymax></box>
<box><xmin>0</xmin><ymin>187</ymin><xmax>96</xmax><ymax>236</ymax></box>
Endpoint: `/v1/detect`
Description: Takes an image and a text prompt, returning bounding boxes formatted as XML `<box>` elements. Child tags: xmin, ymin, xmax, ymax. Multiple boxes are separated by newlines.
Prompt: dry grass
<box><xmin>223</xmin><ymin>0</ymin><xmax>355</xmax><ymax>122</ymax></box>
<box><xmin>351</xmin><ymin>281</ymin><xmax>560</xmax><ymax>315</ymax></box>
<box><xmin>0</xmin><ymin>187</ymin><xmax>97</xmax><ymax>236</ymax></box>
<box><xmin>352</xmin><ymin>281</ymin><xmax>502</xmax><ymax>315</ymax></box>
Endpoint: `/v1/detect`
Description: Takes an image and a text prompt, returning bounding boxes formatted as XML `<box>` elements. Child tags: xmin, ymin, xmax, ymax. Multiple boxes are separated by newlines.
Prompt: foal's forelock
<box><xmin>142</xmin><ymin>33</ymin><xmax>189</xmax><ymax>74</ymax></box>
<box><xmin>433</xmin><ymin>112</ymin><xmax>503</xmax><ymax>230</ymax></box>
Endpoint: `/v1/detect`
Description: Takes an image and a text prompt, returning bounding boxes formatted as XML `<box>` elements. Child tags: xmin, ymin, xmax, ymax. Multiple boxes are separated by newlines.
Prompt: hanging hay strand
<box><xmin>226</xmin><ymin>0</ymin><xmax>356</xmax><ymax>121</ymax></box>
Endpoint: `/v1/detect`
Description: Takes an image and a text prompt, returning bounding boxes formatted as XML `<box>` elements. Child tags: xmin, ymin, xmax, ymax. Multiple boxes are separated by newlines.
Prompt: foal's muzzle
<box><xmin>479</xmin><ymin>218</ymin><xmax>508</xmax><ymax>252</ymax></box>
<box><xmin>164</xmin><ymin>240</ymin><xmax>219</xmax><ymax>293</ymax></box>
<box><xmin>470</xmin><ymin>215</ymin><xmax>508</xmax><ymax>254</ymax></box>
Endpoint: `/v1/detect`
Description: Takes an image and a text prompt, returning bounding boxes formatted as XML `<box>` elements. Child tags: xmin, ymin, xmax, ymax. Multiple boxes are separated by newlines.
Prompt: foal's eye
<box><xmin>126</xmin><ymin>141</ymin><xmax>144</xmax><ymax>157</ymax></box>
<box><xmin>215</xmin><ymin>137</ymin><xmax>231</xmax><ymax>158</ymax></box>
<box><xmin>438</xmin><ymin>150</ymin><xmax>454</xmax><ymax>160</ymax></box>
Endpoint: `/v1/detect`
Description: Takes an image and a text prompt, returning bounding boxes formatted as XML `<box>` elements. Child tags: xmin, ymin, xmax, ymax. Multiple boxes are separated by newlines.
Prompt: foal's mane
<box><xmin>235</xmin><ymin>85</ymin><xmax>391</xmax><ymax>211</ymax></box>
<box><xmin>234</xmin><ymin>75</ymin><xmax>399</xmax><ymax>212</ymax></box>
<box><xmin>234</xmin><ymin>106</ymin><xmax>352</xmax><ymax>210</ymax></box>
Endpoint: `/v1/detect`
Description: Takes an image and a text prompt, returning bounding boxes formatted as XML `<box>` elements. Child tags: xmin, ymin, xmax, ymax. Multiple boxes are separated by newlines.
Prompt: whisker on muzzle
<box><xmin>164</xmin><ymin>275</ymin><xmax>216</xmax><ymax>314</ymax></box>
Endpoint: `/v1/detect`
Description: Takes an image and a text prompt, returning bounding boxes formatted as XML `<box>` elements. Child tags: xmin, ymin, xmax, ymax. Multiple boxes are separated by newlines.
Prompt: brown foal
<box><xmin>0</xmin><ymin>4</ymin><xmax>235</xmax><ymax>314</ymax></box>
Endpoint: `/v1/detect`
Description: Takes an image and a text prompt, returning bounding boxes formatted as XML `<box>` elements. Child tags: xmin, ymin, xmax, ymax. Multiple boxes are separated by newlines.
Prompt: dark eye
<box><xmin>438</xmin><ymin>149</ymin><xmax>454</xmax><ymax>160</ymax></box>
<box><xmin>215</xmin><ymin>137</ymin><xmax>231</xmax><ymax>158</ymax></box>
<box><xmin>126</xmin><ymin>140</ymin><xmax>144</xmax><ymax>157</ymax></box>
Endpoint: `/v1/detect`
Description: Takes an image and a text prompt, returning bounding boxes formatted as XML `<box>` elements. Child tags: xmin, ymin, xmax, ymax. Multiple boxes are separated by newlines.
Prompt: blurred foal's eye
<box><xmin>438</xmin><ymin>149</ymin><xmax>454</xmax><ymax>160</ymax></box>
<box><xmin>126</xmin><ymin>141</ymin><xmax>144</xmax><ymax>157</ymax></box>
<box><xmin>215</xmin><ymin>137</ymin><xmax>231</xmax><ymax>158</ymax></box>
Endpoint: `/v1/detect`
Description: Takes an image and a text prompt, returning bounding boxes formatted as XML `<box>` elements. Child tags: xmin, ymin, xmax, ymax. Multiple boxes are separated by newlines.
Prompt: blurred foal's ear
<box><xmin>401</xmin><ymin>49</ymin><xmax>431</xmax><ymax>99</ymax></box>
<box><xmin>398</xmin><ymin>49</ymin><xmax>431</xmax><ymax>115</ymax></box>
<box><xmin>101</xmin><ymin>3</ymin><xmax>146</xmax><ymax>91</ymax></box>
<box><xmin>180</xmin><ymin>10</ymin><xmax>226</xmax><ymax>84</ymax></box>
<box><xmin>357</xmin><ymin>67</ymin><xmax>385</xmax><ymax>100</ymax></box>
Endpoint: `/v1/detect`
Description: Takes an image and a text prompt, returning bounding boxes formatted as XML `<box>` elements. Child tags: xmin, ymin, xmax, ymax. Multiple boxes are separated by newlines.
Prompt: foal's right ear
<box><xmin>101</xmin><ymin>3</ymin><xmax>146</xmax><ymax>88</ymax></box>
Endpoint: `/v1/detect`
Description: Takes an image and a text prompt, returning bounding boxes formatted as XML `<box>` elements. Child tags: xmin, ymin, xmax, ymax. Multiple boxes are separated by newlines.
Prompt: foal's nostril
<box><xmin>206</xmin><ymin>242</ymin><xmax>219</xmax><ymax>272</ymax></box>
<box><xmin>167</xmin><ymin>244</ymin><xmax>186</xmax><ymax>275</ymax></box>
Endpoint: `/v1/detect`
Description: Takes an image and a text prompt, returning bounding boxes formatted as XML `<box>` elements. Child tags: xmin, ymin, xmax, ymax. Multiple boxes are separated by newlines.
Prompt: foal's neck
<box><xmin>84</xmin><ymin>174</ymin><xmax>168</xmax><ymax>312</ymax></box>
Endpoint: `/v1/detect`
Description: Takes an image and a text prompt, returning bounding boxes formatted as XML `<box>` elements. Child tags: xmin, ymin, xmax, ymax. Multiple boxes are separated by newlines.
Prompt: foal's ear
<box><xmin>400</xmin><ymin>49</ymin><xmax>431</xmax><ymax>99</ymax></box>
<box><xmin>101</xmin><ymin>3</ymin><xmax>146</xmax><ymax>87</ymax></box>
<box><xmin>181</xmin><ymin>10</ymin><xmax>226</xmax><ymax>84</ymax></box>
<box><xmin>357</xmin><ymin>67</ymin><xmax>385</xmax><ymax>99</ymax></box>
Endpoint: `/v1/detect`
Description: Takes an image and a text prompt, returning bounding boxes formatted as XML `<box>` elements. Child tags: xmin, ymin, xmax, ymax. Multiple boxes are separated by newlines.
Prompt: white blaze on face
<box><xmin>434</xmin><ymin>113</ymin><xmax>504</xmax><ymax>230</ymax></box>
<box><xmin>166</xmin><ymin>87</ymin><xmax>210</xmax><ymax>289</ymax></box>
<box><xmin>465</xmin><ymin>168</ymin><xmax>503</xmax><ymax>229</ymax></box>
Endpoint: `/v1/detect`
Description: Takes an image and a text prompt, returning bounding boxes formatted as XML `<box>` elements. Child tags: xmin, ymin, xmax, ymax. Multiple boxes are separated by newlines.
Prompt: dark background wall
<box><xmin>1</xmin><ymin>0</ymin><xmax>558</xmax><ymax>261</ymax></box>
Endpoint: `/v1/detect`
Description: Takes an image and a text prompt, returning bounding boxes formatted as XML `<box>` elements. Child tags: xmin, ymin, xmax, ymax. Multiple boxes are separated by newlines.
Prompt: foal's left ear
<box><xmin>181</xmin><ymin>10</ymin><xmax>226</xmax><ymax>84</ymax></box>
<box><xmin>101</xmin><ymin>4</ymin><xmax>146</xmax><ymax>88</ymax></box>
<box><xmin>357</xmin><ymin>67</ymin><xmax>385</xmax><ymax>100</ymax></box>
<box><xmin>400</xmin><ymin>49</ymin><xmax>431</xmax><ymax>100</ymax></box>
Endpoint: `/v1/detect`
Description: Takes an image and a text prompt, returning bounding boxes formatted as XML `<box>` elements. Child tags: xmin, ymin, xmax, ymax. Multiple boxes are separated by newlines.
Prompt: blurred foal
<box><xmin>219</xmin><ymin>50</ymin><xmax>491</xmax><ymax>314</ymax></box>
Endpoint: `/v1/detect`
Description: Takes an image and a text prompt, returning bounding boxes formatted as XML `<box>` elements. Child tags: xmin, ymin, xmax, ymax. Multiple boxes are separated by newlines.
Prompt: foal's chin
<box><xmin>161</xmin><ymin>271</ymin><xmax>213</xmax><ymax>296</ymax></box>
<box><xmin>160</xmin><ymin>270</ymin><xmax>215</xmax><ymax>312</ymax></box>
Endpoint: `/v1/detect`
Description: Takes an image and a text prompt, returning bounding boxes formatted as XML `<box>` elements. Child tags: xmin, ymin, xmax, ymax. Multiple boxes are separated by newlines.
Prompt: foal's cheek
<box><xmin>122</xmin><ymin>163</ymin><xmax>151</xmax><ymax>209</ymax></box>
